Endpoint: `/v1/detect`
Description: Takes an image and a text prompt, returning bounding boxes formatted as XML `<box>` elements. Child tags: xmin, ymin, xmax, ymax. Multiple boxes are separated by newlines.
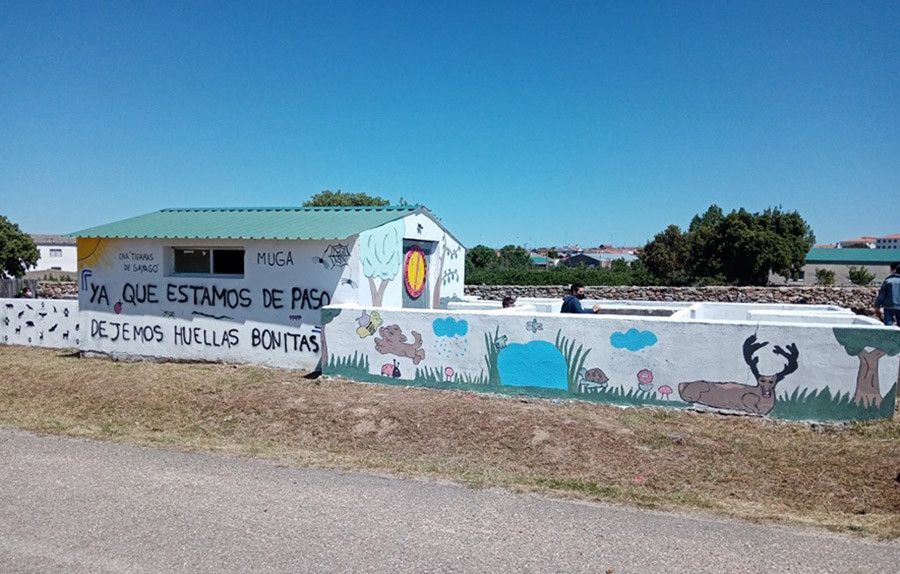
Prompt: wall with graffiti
<box><xmin>77</xmin><ymin>236</ymin><xmax>359</xmax><ymax>369</ymax></box>
<box><xmin>0</xmin><ymin>298</ymin><xmax>81</xmax><ymax>349</ymax></box>
<box><xmin>322</xmin><ymin>306</ymin><xmax>900</xmax><ymax>422</ymax></box>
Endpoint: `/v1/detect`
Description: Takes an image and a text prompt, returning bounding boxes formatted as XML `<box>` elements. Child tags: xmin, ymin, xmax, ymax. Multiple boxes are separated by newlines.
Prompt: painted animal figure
<box><xmin>381</xmin><ymin>360</ymin><xmax>401</xmax><ymax>378</ymax></box>
<box><xmin>374</xmin><ymin>324</ymin><xmax>425</xmax><ymax>365</ymax></box>
<box><xmin>578</xmin><ymin>367</ymin><xmax>609</xmax><ymax>392</ymax></box>
<box><xmin>678</xmin><ymin>335</ymin><xmax>799</xmax><ymax>416</ymax></box>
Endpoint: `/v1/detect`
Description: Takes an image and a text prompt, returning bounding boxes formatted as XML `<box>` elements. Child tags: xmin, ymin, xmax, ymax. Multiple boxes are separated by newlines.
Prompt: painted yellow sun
<box><xmin>77</xmin><ymin>237</ymin><xmax>113</xmax><ymax>270</ymax></box>
<box><xmin>404</xmin><ymin>248</ymin><xmax>427</xmax><ymax>299</ymax></box>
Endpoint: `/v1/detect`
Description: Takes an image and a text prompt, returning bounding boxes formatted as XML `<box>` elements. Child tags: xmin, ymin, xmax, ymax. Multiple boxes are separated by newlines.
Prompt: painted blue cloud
<box><xmin>610</xmin><ymin>328</ymin><xmax>658</xmax><ymax>352</ymax></box>
<box><xmin>432</xmin><ymin>317</ymin><xmax>469</xmax><ymax>338</ymax></box>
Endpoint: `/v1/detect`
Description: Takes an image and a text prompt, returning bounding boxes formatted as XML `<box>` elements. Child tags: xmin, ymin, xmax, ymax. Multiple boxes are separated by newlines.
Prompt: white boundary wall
<box><xmin>322</xmin><ymin>304</ymin><xmax>900</xmax><ymax>422</ymax></box>
<box><xmin>0</xmin><ymin>298</ymin><xmax>81</xmax><ymax>348</ymax></box>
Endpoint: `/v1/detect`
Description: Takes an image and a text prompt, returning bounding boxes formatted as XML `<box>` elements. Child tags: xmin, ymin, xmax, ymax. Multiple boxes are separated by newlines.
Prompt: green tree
<box><xmin>466</xmin><ymin>245</ymin><xmax>498</xmax><ymax>272</ymax></box>
<box><xmin>815</xmin><ymin>268</ymin><xmax>835</xmax><ymax>286</ymax></box>
<box><xmin>833</xmin><ymin>328</ymin><xmax>900</xmax><ymax>408</ymax></box>
<box><xmin>303</xmin><ymin>190</ymin><xmax>390</xmax><ymax>207</ymax></box>
<box><xmin>640</xmin><ymin>225</ymin><xmax>690</xmax><ymax>285</ymax></box>
<box><xmin>848</xmin><ymin>266</ymin><xmax>875</xmax><ymax>286</ymax></box>
<box><xmin>497</xmin><ymin>245</ymin><xmax>530</xmax><ymax>269</ymax></box>
<box><xmin>640</xmin><ymin>205</ymin><xmax>815</xmax><ymax>286</ymax></box>
<box><xmin>547</xmin><ymin>248</ymin><xmax>559</xmax><ymax>259</ymax></box>
<box><xmin>0</xmin><ymin>215</ymin><xmax>39</xmax><ymax>279</ymax></box>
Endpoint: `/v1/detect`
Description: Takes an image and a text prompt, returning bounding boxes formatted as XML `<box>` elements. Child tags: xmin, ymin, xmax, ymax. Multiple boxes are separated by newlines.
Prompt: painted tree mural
<box><xmin>832</xmin><ymin>328</ymin><xmax>900</xmax><ymax>408</ymax></box>
<box><xmin>359</xmin><ymin>219</ymin><xmax>404</xmax><ymax>306</ymax></box>
<box><xmin>431</xmin><ymin>235</ymin><xmax>462</xmax><ymax>309</ymax></box>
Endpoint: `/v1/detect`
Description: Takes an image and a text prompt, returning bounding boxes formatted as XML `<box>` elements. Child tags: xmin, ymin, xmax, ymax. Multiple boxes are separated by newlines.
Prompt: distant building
<box><xmin>529</xmin><ymin>254</ymin><xmax>552</xmax><ymax>268</ymax></box>
<box><xmin>770</xmin><ymin>248</ymin><xmax>898</xmax><ymax>285</ymax></box>
<box><xmin>875</xmin><ymin>234</ymin><xmax>900</xmax><ymax>249</ymax></box>
<box><xmin>562</xmin><ymin>252</ymin><xmax>638</xmax><ymax>269</ymax></box>
<box><xmin>836</xmin><ymin>236</ymin><xmax>878</xmax><ymax>249</ymax></box>
<box><xmin>29</xmin><ymin>234</ymin><xmax>77</xmax><ymax>272</ymax></box>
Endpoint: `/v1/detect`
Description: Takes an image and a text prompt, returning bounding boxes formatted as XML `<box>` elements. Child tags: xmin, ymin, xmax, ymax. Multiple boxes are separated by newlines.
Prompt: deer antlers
<box><xmin>772</xmin><ymin>343</ymin><xmax>800</xmax><ymax>381</ymax></box>
<box><xmin>742</xmin><ymin>335</ymin><xmax>768</xmax><ymax>379</ymax></box>
<box><xmin>743</xmin><ymin>335</ymin><xmax>799</xmax><ymax>381</ymax></box>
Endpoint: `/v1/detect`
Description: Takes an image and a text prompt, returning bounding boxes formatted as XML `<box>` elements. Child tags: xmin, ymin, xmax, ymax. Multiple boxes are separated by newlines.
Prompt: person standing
<box><xmin>874</xmin><ymin>262</ymin><xmax>900</xmax><ymax>326</ymax></box>
<box><xmin>561</xmin><ymin>283</ymin><xmax>601</xmax><ymax>314</ymax></box>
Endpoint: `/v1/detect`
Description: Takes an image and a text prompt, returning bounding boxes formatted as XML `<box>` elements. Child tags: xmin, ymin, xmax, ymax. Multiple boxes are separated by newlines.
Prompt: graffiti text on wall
<box><xmin>118</xmin><ymin>251</ymin><xmax>158</xmax><ymax>273</ymax></box>
<box><xmin>88</xmin><ymin>282</ymin><xmax>331</xmax><ymax>312</ymax></box>
<box><xmin>89</xmin><ymin>318</ymin><xmax>318</xmax><ymax>354</ymax></box>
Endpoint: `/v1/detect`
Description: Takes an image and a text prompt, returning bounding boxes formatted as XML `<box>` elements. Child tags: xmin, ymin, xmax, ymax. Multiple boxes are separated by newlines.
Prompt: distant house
<box><xmin>836</xmin><ymin>236</ymin><xmax>878</xmax><ymax>249</ymax></box>
<box><xmin>562</xmin><ymin>252</ymin><xmax>638</xmax><ymax>269</ymax></box>
<box><xmin>29</xmin><ymin>234</ymin><xmax>77</xmax><ymax>273</ymax></box>
<box><xmin>771</xmin><ymin>248</ymin><xmax>898</xmax><ymax>285</ymax></box>
<box><xmin>875</xmin><ymin>234</ymin><xmax>900</xmax><ymax>250</ymax></box>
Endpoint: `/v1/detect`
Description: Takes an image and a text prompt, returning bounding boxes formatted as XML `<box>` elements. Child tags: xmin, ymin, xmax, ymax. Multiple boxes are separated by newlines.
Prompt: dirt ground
<box><xmin>1</xmin><ymin>346</ymin><xmax>898</xmax><ymax>539</ymax></box>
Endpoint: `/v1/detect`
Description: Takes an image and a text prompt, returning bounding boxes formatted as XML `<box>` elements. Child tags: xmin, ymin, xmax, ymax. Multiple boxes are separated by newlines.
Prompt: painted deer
<box><xmin>678</xmin><ymin>335</ymin><xmax>799</xmax><ymax>416</ymax></box>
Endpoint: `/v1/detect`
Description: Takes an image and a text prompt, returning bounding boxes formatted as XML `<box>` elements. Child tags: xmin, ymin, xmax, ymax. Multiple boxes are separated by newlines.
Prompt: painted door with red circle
<box><xmin>401</xmin><ymin>240</ymin><xmax>434</xmax><ymax>309</ymax></box>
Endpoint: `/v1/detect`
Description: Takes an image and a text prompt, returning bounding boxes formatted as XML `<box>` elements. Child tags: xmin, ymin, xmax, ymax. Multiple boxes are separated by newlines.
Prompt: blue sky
<box><xmin>2</xmin><ymin>1</ymin><xmax>897</xmax><ymax>248</ymax></box>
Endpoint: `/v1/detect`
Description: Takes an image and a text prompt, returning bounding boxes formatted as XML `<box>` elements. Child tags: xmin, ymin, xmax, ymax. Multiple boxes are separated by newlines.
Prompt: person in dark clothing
<box><xmin>501</xmin><ymin>296</ymin><xmax>517</xmax><ymax>309</ymax></box>
<box><xmin>560</xmin><ymin>283</ymin><xmax>600</xmax><ymax>314</ymax></box>
<box><xmin>874</xmin><ymin>262</ymin><xmax>900</xmax><ymax>326</ymax></box>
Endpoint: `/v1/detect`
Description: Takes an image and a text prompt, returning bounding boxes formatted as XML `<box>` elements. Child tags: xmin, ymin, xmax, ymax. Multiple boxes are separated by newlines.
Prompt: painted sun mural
<box><xmin>404</xmin><ymin>246</ymin><xmax>427</xmax><ymax>299</ymax></box>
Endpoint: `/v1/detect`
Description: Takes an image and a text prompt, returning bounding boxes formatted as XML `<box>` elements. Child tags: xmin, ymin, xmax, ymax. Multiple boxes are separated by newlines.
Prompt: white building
<box><xmin>875</xmin><ymin>234</ymin><xmax>900</xmax><ymax>249</ymax></box>
<box><xmin>72</xmin><ymin>205</ymin><xmax>465</xmax><ymax>371</ymax></box>
<box><xmin>30</xmin><ymin>234</ymin><xmax>78</xmax><ymax>272</ymax></box>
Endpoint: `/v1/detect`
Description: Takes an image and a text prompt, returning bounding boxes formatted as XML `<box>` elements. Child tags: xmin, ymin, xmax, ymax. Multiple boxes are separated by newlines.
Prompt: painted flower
<box><xmin>637</xmin><ymin>369</ymin><xmax>653</xmax><ymax>385</ymax></box>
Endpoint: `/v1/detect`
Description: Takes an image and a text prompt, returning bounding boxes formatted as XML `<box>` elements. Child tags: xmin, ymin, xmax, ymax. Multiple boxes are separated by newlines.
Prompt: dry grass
<box><xmin>1</xmin><ymin>346</ymin><xmax>898</xmax><ymax>539</ymax></box>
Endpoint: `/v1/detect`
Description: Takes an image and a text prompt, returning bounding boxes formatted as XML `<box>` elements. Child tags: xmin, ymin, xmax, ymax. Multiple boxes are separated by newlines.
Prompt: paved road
<box><xmin>0</xmin><ymin>430</ymin><xmax>897</xmax><ymax>573</ymax></box>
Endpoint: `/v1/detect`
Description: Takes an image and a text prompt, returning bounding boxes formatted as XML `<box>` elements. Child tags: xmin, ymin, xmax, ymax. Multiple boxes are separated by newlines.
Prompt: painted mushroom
<box><xmin>657</xmin><ymin>385</ymin><xmax>673</xmax><ymax>400</ymax></box>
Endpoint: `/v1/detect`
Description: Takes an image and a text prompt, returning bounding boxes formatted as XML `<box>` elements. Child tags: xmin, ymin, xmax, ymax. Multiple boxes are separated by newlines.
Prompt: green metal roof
<box><xmin>70</xmin><ymin>206</ymin><xmax>422</xmax><ymax>241</ymax></box>
<box><xmin>806</xmin><ymin>248</ymin><xmax>900</xmax><ymax>264</ymax></box>
<box><xmin>530</xmin><ymin>255</ymin><xmax>549</xmax><ymax>265</ymax></box>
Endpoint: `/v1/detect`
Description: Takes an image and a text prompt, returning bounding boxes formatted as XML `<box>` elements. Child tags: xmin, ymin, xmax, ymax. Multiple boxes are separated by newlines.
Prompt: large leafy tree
<box><xmin>640</xmin><ymin>205</ymin><xmax>815</xmax><ymax>286</ymax></box>
<box><xmin>466</xmin><ymin>245</ymin><xmax>498</xmax><ymax>272</ymax></box>
<box><xmin>640</xmin><ymin>225</ymin><xmax>691</xmax><ymax>285</ymax></box>
<box><xmin>303</xmin><ymin>190</ymin><xmax>390</xmax><ymax>207</ymax></box>
<box><xmin>497</xmin><ymin>245</ymin><xmax>531</xmax><ymax>269</ymax></box>
<box><xmin>0</xmin><ymin>215</ymin><xmax>39</xmax><ymax>279</ymax></box>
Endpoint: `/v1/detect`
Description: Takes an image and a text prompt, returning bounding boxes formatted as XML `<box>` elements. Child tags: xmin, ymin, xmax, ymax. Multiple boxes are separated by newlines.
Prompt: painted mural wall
<box><xmin>323</xmin><ymin>306</ymin><xmax>900</xmax><ymax>422</ymax></box>
<box><xmin>0</xmin><ymin>298</ymin><xmax>81</xmax><ymax>348</ymax></box>
<box><xmin>356</xmin><ymin>214</ymin><xmax>465</xmax><ymax>309</ymax></box>
<box><xmin>77</xmin><ymin>236</ymin><xmax>359</xmax><ymax>370</ymax></box>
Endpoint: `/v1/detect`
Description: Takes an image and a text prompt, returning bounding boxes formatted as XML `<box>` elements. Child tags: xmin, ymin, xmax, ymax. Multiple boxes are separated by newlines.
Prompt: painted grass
<box><xmin>772</xmin><ymin>384</ymin><xmax>898</xmax><ymax>422</ymax></box>
<box><xmin>1</xmin><ymin>346</ymin><xmax>899</xmax><ymax>540</ymax></box>
<box><xmin>554</xmin><ymin>330</ymin><xmax>590</xmax><ymax>394</ymax></box>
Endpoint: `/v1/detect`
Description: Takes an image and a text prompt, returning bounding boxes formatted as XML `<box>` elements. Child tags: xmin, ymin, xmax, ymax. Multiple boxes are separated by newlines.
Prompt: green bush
<box><xmin>815</xmin><ymin>268</ymin><xmax>835</xmax><ymax>286</ymax></box>
<box><xmin>848</xmin><ymin>266</ymin><xmax>875</xmax><ymax>286</ymax></box>
<box><xmin>466</xmin><ymin>263</ymin><xmax>653</xmax><ymax>286</ymax></box>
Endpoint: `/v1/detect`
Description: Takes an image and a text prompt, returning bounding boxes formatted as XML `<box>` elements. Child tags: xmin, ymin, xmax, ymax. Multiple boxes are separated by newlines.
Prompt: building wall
<box><xmin>76</xmin><ymin>236</ymin><xmax>358</xmax><ymax>370</ymax></box>
<box><xmin>33</xmin><ymin>244</ymin><xmax>78</xmax><ymax>272</ymax></box>
<box><xmin>876</xmin><ymin>237</ymin><xmax>899</xmax><ymax>249</ymax></box>
<box><xmin>356</xmin><ymin>214</ymin><xmax>465</xmax><ymax>309</ymax></box>
<box><xmin>800</xmin><ymin>263</ymin><xmax>893</xmax><ymax>286</ymax></box>
<box><xmin>323</xmin><ymin>305</ymin><xmax>900</xmax><ymax>422</ymax></box>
